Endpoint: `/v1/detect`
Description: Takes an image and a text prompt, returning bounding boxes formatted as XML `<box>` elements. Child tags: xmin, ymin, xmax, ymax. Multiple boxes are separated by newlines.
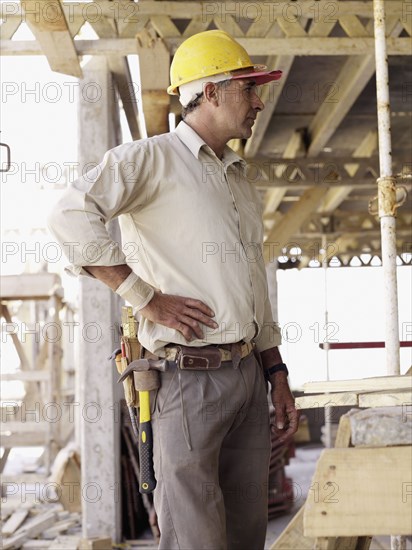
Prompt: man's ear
<box><xmin>203</xmin><ymin>82</ymin><xmax>220</xmax><ymax>106</ymax></box>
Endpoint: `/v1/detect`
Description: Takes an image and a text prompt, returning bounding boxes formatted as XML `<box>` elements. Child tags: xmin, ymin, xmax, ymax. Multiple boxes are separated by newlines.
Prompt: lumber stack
<box><xmin>1</xmin><ymin>502</ymin><xmax>82</xmax><ymax>550</ymax></box>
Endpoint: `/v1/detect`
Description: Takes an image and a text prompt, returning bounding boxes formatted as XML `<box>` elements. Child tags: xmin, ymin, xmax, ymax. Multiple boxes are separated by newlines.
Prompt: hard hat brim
<box><xmin>168</xmin><ymin>68</ymin><xmax>283</xmax><ymax>95</ymax></box>
<box><xmin>230</xmin><ymin>69</ymin><xmax>283</xmax><ymax>85</ymax></box>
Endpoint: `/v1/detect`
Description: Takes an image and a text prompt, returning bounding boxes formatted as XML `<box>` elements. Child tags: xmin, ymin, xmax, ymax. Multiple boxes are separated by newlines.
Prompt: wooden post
<box><xmin>77</xmin><ymin>57</ymin><xmax>123</xmax><ymax>542</ymax></box>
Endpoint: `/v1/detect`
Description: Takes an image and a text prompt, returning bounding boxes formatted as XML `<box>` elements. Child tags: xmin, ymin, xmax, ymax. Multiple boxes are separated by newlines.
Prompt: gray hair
<box><xmin>181</xmin><ymin>80</ymin><xmax>232</xmax><ymax>120</ymax></box>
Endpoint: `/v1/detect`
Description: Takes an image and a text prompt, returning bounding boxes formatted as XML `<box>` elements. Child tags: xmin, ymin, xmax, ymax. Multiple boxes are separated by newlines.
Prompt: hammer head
<box><xmin>117</xmin><ymin>358</ymin><xmax>167</xmax><ymax>384</ymax></box>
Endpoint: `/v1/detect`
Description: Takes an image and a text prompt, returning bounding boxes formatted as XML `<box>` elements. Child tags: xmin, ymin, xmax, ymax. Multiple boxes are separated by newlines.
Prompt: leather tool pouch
<box><xmin>176</xmin><ymin>345</ymin><xmax>222</xmax><ymax>370</ymax></box>
<box><xmin>133</xmin><ymin>370</ymin><xmax>160</xmax><ymax>391</ymax></box>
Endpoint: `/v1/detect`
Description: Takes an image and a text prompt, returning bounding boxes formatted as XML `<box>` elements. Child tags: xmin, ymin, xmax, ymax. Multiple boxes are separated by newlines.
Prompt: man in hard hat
<box><xmin>49</xmin><ymin>30</ymin><xmax>299</xmax><ymax>550</ymax></box>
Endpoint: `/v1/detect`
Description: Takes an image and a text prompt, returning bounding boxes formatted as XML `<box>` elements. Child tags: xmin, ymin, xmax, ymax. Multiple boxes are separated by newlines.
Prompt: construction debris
<box><xmin>0</xmin><ymin>502</ymin><xmax>82</xmax><ymax>550</ymax></box>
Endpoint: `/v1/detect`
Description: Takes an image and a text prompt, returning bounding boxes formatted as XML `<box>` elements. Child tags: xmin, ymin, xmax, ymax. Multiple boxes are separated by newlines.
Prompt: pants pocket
<box><xmin>153</xmin><ymin>369</ymin><xmax>178</xmax><ymax>418</ymax></box>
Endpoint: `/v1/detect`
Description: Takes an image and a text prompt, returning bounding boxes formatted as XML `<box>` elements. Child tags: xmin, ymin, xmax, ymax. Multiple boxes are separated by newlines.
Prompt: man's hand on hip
<box><xmin>140</xmin><ymin>291</ymin><xmax>218</xmax><ymax>342</ymax></box>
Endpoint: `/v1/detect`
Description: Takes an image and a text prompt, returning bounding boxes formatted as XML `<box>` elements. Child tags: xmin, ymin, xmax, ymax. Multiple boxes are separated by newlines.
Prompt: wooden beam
<box><xmin>213</xmin><ymin>14</ymin><xmax>245</xmax><ymax>36</ymax></box>
<box><xmin>1</xmin><ymin>273</ymin><xmax>63</xmax><ymax>300</ymax></box>
<box><xmin>137</xmin><ymin>30</ymin><xmax>170</xmax><ymax>136</ymax></box>
<box><xmin>182</xmin><ymin>16</ymin><xmax>211</xmax><ymax>37</ymax></box>
<box><xmin>244</xmin><ymin>19</ymin><xmax>306</xmax><ymax>158</ymax></box>
<box><xmin>307</xmin><ymin>18</ymin><xmax>402</xmax><ymax>156</ymax></box>
<box><xmin>2</xmin><ymin>509</ymin><xmax>29</xmax><ymax>537</ymax></box>
<box><xmin>21</xmin><ymin>0</ymin><xmax>82</xmax><ymax>78</ymax></box>
<box><xmin>317</xmin><ymin>131</ymin><xmax>378</xmax><ymax>213</ymax></box>
<box><xmin>262</xmin><ymin>130</ymin><xmax>305</xmax><ymax>218</ymax></box>
<box><xmin>303</xmin><ymin>447</ymin><xmax>412</xmax><ymax>537</ymax></box>
<box><xmin>241</xmin><ymin>55</ymin><xmax>294</xmax><ymax>158</ymax></box>
<box><xmin>108</xmin><ymin>55</ymin><xmax>141</xmax><ymax>140</ymax></box>
<box><xmin>244</xmin><ymin>55</ymin><xmax>292</xmax><ymax>158</ymax></box>
<box><xmin>150</xmin><ymin>15</ymin><xmax>181</xmax><ymax>38</ymax></box>
<box><xmin>296</xmin><ymin>388</ymin><xmax>412</xmax><ymax>409</ymax></box>
<box><xmin>2</xmin><ymin>37</ymin><xmax>411</xmax><ymax>57</ymax></box>
<box><xmin>303</xmin><ymin>374</ymin><xmax>412</xmax><ymax>394</ymax></box>
<box><xmin>270</xmin><ymin>506</ymin><xmax>314</xmax><ymax>549</ymax></box>
<box><xmin>2</xmin><ymin>2</ymin><xmax>407</xmax><ymax>21</ymax></box>
<box><xmin>296</xmin><ymin>393</ymin><xmax>359</xmax><ymax>409</ymax></box>
<box><xmin>77</xmin><ymin>56</ymin><xmax>122</xmax><ymax>541</ymax></box>
<box><xmin>0</xmin><ymin>16</ymin><xmax>21</xmax><ymax>39</ymax></box>
<box><xmin>358</xmin><ymin>389</ymin><xmax>412</xmax><ymax>407</ymax></box>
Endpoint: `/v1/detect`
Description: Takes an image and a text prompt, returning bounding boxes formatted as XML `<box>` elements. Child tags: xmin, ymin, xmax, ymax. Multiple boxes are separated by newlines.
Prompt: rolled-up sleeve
<box><xmin>48</xmin><ymin>143</ymin><xmax>150</xmax><ymax>276</ymax></box>
<box><xmin>254</xmin><ymin>295</ymin><xmax>282</xmax><ymax>353</ymax></box>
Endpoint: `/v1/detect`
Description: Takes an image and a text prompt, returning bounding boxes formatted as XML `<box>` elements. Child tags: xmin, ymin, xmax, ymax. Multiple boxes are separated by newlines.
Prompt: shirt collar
<box><xmin>174</xmin><ymin>121</ymin><xmax>247</xmax><ymax>170</ymax></box>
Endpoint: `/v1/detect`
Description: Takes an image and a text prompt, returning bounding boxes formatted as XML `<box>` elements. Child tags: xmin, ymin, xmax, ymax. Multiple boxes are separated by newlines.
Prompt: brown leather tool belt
<box><xmin>163</xmin><ymin>341</ymin><xmax>255</xmax><ymax>370</ymax></box>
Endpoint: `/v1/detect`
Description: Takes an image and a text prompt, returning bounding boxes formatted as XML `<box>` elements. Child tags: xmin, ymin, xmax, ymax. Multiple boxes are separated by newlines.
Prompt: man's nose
<box><xmin>252</xmin><ymin>91</ymin><xmax>264</xmax><ymax>112</ymax></box>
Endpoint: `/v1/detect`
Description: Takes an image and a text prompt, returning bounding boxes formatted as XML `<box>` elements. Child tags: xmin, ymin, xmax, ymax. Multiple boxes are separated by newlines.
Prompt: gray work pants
<box><xmin>151</xmin><ymin>352</ymin><xmax>271</xmax><ymax>550</ymax></box>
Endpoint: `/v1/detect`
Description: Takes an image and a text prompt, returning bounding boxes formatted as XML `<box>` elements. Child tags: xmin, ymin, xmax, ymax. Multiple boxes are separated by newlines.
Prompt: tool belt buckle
<box><xmin>176</xmin><ymin>345</ymin><xmax>222</xmax><ymax>370</ymax></box>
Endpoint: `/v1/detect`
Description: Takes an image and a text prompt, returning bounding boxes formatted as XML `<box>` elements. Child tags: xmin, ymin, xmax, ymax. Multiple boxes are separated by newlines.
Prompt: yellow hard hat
<box><xmin>167</xmin><ymin>30</ymin><xmax>282</xmax><ymax>95</ymax></box>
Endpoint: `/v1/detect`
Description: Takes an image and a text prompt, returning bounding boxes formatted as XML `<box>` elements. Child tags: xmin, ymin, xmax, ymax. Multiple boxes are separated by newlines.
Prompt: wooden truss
<box><xmin>1</xmin><ymin>0</ymin><xmax>411</xmax><ymax>263</ymax></box>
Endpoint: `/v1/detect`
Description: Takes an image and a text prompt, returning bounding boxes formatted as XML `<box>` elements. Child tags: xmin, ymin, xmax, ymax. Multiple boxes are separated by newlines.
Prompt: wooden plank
<box><xmin>276</xmin><ymin>18</ymin><xmax>307</xmax><ymax>38</ymax></box>
<box><xmin>2</xmin><ymin>509</ymin><xmax>29</xmax><ymax>536</ymax></box>
<box><xmin>244</xmin><ymin>17</ymin><xmax>298</xmax><ymax>159</ymax></box>
<box><xmin>262</xmin><ymin>130</ymin><xmax>306</xmax><ymax>217</ymax></box>
<box><xmin>246</xmin><ymin>19</ymin><xmax>275</xmax><ymax>38</ymax></box>
<box><xmin>2</xmin><ymin>532</ymin><xmax>28</xmax><ymax>550</ymax></box>
<box><xmin>1</xmin><ymin>421</ymin><xmax>49</xmax><ymax>433</ymax></box>
<box><xmin>21</xmin><ymin>0</ymin><xmax>82</xmax><ymax>78</ymax></box>
<box><xmin>0</xmin><ymin>434</ymin><xmax>48</xmax><ymax>447</ymax></box>
<box><xmin>303</xmin><ymin>447</ymin><xmax>412</xmax><ymax>537</ymax></box>
<box><xmin>137</xmin><ymin>31</ymin><xmax>170</xmax><ymax>136</ymax></box>
<box><xmin>296</xmin><ymin>392</ymin><xmax>359</xmax><ymax>409</ymax></box>
<box><xmin>338</xmin><ymin>15</ymin><xmax>371</xmax><ymax>37</ymax></box>
<box><xmin>53</xmin><ymin>537</ymin><xmax>81</xmax><ymax>550</ymax></box>
<box><xmin>318</xmin><ymin>130</ymin><xmax>378</xmax><ymax>214</ymax></box>
<box><xmin>2</xmin><ymin>37</ymin><xmax>411</xmax><ymax>57</ymax></box>
<box><xmin>108</xmin><ymin>55</ymin><xmax>141</xmax><ymax>140</ymax></box>
<box><xmin>1</xmin><ymin>371</ymin><xmax>50</xmax><ymax>382</ymax></box>
<box><xmin>41</xmin><ymin>519</ymin><xmax>77</xmax><ymax>539</ymax></box>
<box><xmin>0</xmin><ymin>16</ymin><xmax>21</xmax><ymax>39</ymax></box>
<box><xmin>358</xmin><ymin>389</ymin><xmax>412</xmax><ymax>408</ymax></box>
<box><xmin>15</xmin><ymin>511</ymin><xmax>57</xmax><ymax>537</ymax></box>
<box><xmin>1</xmin><ymin>2</ymin><xmax>408</xmax><ymax>20</ymax></box>
<box><xmin>334</xmin><ymin>414</ymin><xmax>353</xmax><ymax>449</ymax></box>
<box><xmin>307</xmin><ymin>18</ymin><xmax>402</xmax><ymax>156</ymax></box>
<box><xmin>2</xmin><ymin>512</ymin><xmax>58</xmax><ymax>549</ymax></box>
<box><xmin>89</xmin><ymin>12</ymin><xmax>117</xmax><ymax>39</ymax></box>
<box><xmin>150</xmin><ymin>15</ymin><xmax>180</xmax><ymax>38</ymax></box>
<box><xmin>244</xmin><ymin>54</ymin><xmax>294</xmax><ymax>158</ymax></box>
<box><xmin>303</xmin><ymin>375</ymin><xmax>412</xmax><ymax>394</ymax></box>
<box><xmin>1</xmin><ymin>304</ymin><xmax>30</xmax><ymax>370</ymax></box>
<box><xmin>1</xmin><ymin>273</ymin><xmax>62</xmax><ymax>300</ymax></box>
<box><xmin>182</xmin><ymin>16</ymin><xmax>210</xmax><ymax>38</ymax></box>
<box><xmin>21</xmin><ymin>541</ymin><xmax>52</xmax><ymax>550</ymax></box>
<box><xmin>213</xmin><ymin>15</ymin><xmax>244</xmax><ymax>37</ymax></box>
<box><xmin>270</xmin><ymin>505</ymin><xmax>315</xmax><ymax>549</ymax></box>
<box><xmin>79</xmin><ymin>538</ymin><xmax>112</xmax><ymax>549</ymax></box>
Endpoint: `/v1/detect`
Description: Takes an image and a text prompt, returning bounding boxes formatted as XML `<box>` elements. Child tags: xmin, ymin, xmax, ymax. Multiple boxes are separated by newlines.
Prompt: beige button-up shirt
<box><xmin>49</xmin><ymin>121</ymin><xmax>281</xmax><ymax>355</ymax></box>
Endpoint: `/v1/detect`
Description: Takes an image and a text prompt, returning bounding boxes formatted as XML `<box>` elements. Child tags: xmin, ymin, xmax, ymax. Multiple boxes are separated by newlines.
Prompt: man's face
<box><xmin>216</xmin><ymin>78</ymin><xmax>265</xmax><ymax>140</ymax></box>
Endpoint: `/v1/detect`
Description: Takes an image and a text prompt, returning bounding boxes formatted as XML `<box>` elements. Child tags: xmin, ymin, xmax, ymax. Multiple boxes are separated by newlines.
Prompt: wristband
<box><xmin>264</xmin><ymin>362</ymin><xmax>289</xmax><ymax>380</ymax></box>
<box><xmin>116</xmin><ymin>272</ymin><xmax>155</xmax><ymax>310</ymax></box>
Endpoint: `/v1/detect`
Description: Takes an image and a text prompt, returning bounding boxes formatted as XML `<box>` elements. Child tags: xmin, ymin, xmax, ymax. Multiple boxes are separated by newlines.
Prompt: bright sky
<box><xmin>1</xmin><ymin>47</ymin><xmax>411</xmax><ymax>391</ymax></box>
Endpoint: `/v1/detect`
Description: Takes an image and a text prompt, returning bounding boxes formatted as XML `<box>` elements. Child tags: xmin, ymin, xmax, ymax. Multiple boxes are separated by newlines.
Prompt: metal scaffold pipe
<box><xmin>373</xmin><ymin>3</ymin><xmax>403</xmax><ymax>549</ymax></box>
<box><xmin>373</xmin><ymin>0</ymin><xmax>401</xmax><ymax>379</ymax></box>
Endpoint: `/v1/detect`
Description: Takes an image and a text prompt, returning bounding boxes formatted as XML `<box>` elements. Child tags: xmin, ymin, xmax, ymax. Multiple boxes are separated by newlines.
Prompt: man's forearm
<box><xmin>84</xmin><ymin>265</ymin><xmax>155</xmax><ymax>310</ymax></box>
<box><xmin>259</xmin><ymin>346</ymin><xmax>282</xmax><ymax>370</ymax></box>
<box><xmin>84</xmin><ymin>265</ymin><xmax>132</xmax><ymax>290</ymax></box>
